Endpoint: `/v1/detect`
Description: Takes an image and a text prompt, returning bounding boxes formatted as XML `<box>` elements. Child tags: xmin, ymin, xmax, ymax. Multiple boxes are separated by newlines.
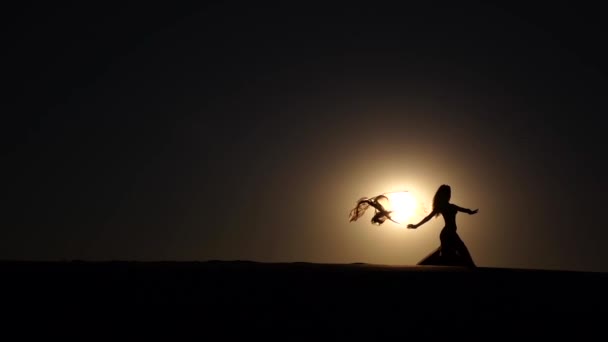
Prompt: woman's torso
<box><xmin>440</xmin><ymin>203</ymin><xmax>458</xmax><ymax>231</ymax></box>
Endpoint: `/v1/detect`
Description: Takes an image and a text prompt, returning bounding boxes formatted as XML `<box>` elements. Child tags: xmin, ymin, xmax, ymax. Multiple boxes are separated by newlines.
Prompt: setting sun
<box><xmin>385</xmin><ymin>191</ymin><xmax>417</xmax><ymax>224</ymax></box>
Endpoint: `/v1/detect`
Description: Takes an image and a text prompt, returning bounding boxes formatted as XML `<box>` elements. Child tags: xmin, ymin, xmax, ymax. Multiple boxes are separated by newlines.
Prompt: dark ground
<box><xmin>2</xmin><ymin>261</ymin><xmax>606</xmax><ymax>337</ymax></box>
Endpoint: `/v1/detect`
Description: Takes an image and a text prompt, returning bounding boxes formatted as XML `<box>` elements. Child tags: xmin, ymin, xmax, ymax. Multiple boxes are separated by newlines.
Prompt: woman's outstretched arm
<box><xmin>454</xmin><ymin>205</ymin><xmax>478</xmax><ymax>215</ymax></box>
<box><xmin>407</xmin><ymin>211</ymin><xmax>436</xmax><ymax>229</ymax></box>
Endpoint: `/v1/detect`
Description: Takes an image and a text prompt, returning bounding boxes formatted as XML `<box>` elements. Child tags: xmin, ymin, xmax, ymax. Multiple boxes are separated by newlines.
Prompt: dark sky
<box><xmin>5</xmin><ymin>3</ymin><xmax>608</xmax><ymax>272</ymax></box>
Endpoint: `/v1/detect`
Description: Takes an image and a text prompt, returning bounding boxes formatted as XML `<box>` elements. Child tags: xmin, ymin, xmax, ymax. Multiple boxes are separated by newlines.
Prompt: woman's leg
<box><xmin>440</xmin><ymin>231</ymin><xmax>476</xmax><ymax>267</ymax></box>
<box><xmin>451</xmin><ymin>234</ymin><xmax>476</xmax><ymax>267</ymax></box>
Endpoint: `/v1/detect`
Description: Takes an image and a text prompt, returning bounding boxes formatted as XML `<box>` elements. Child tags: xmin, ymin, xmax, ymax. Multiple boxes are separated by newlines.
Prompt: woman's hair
<box><xmin>432</xmin><ymin>184</ymin><xmax>451</xmax><ymax>217</ymax></box>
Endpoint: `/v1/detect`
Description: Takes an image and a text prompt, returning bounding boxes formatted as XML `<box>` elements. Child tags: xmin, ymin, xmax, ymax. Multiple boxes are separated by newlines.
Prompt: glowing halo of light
<box><xmin>384</xmin><ymin>191</ymin><xmax>417</xmax><ymax>225</ymax></box>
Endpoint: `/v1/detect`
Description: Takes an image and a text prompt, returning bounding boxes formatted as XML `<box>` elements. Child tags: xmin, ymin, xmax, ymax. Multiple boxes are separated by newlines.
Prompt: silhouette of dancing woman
<box><xmin>407</xmin><ymin>184</ymin><xmax>478</xmax><ymax>267</ymax></box>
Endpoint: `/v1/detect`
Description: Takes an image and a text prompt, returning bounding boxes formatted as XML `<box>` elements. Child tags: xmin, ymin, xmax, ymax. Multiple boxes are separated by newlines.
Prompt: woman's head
<box><xmin>433</xmin><ymin>184</ymin><xmax>451</xmax><ymax>216</ymax></box>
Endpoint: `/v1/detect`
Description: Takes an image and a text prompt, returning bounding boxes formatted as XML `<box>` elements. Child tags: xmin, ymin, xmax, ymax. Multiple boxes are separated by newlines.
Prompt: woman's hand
<box><xmin>407</xmin><ymin>224</ymin><xmax>417</xmax><ymax>229</ymax></box>
<box><xmin>470</xmin><ymin>209</ymin><xmax>479</xmax><ymax>215</ymax></box>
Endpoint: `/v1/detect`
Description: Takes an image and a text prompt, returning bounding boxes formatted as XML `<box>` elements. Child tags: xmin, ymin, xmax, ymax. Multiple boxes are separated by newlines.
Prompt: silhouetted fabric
<box><xmin>349</xmin><ymin>195</ymin><xmax>397</xmax><ymax>225</ymax></box>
